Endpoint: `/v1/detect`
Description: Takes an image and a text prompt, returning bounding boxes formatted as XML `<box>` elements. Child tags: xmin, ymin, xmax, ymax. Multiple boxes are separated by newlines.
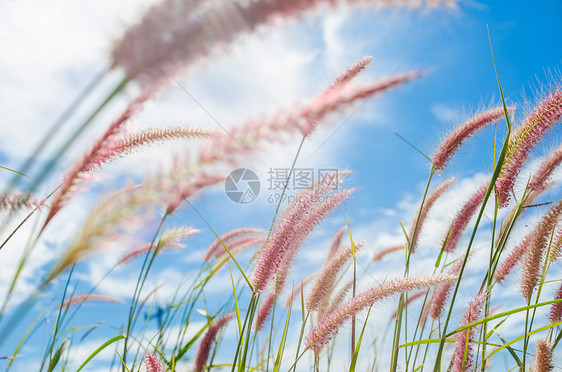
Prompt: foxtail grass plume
<box><xmin>451</xmin><ymin>293</ymin><xmax>485</xmax><ymax>372</ymax></box>
<box><xmin>521</xmin><ymin>200</ymin><xmax>562</xmax><ymax>301</ymax></box>
<box><xmin>198</xmin><ymin>70</ymin><xmax>422</xmax><ymax>167</ymax></box>
<box><xmin>443</xmin><ymin>182</ymin><xmax>487</xmax><ymax>253</ymax></box>
<box><xmin>529</xmin><ymin>144</ymin><xmax>562</xmax><ymax>194</ymax></box>
<box><xmin>298</xmin><ymin>71</ymin><xmax>424</xmax><ymax>136</ymax></box>
<box><xmin>391</xmin><ymin>290</ymin><xmax>428</xmax><ymax>319</ymax></box>
<box><xmin>118</xmin><ymin>227</ymin><xmax>199</xmax><ymax>265</ymax></box>
<box><xmin>494</xmin><ymin>231</ymin><xmax>533</xmax><ymax>283</ymax></box>
<box><xmin>143</xmin><ymin>353</ymin><xmax>164</xmax><ymax>372</ymax></box>
<box><xmin>194</xmin><ymin>312</ymin><xmax>235</xmax><ymax>372</ymax></box>
<box><xmin>548</xmin><ymin>229</ymin><xmax>562</xmax><ymax>263</ymax></box>
<box><xmin>324</xmin><ymin>56</ymin><xmax>373</xmax><ymax>95</ymax></box>
<box><xmin>306</xmin><ymin>242</ymin><xmax>363</xmax><ymax>311</ymax></box>
<box><xmin>328</xmin><ymin>226</ymin><xmax>348</xmax><ymax>259</ymax></box>
<box><xmin>409</xmin><ymin>178</ymin><xmax>455</xmax><ymax>252</ymax></box>
<box><xmin>430</xmin><ymin>256</ymin><xmax>466</xmax><ymax>319</ymax></box>
<box><xmin>549</xmin><ymin>283</ymin><xmax>562</xmax><ymax>323</ymax></box>
<box><xmin>285</xmin><ymin>275</ymin><xmax>315</xmax><ymax>308</ymax></box>
<box><xmin>255</xmin><ymin>292</ymin><xmax>276</xmax><ymax>332</ymax></box>
<box><xmin>305</xmin><ymin>274</ymin><xmax>456</xmax><ymax>353</ymax></box>
<box><xmin>43</xmin><ymin>92</ymin><xmax>152</xmax><ymax>229</ymax></box>
<box><xmin>166</xmin><ymin>173</ymin><xmax>225</xmax><ymax>212</ymax></box>
<box><xmin>204</xmin><ymin>228</ymin><xmax>265</xmax><ymax>261</ymax></box>
<box><xmin>533</xmin><ymin>339</ymin><xmax>554</xmax><ymax>372</ymax></box>
<box><xmin>213</xmin><ymin>236</ymin><xmax>266</xmax><ymax>261</ymax></box>
<box><xmin>44</xmin><ymin>185</ymin><xmax>155</xmax><ymax>285</ymax></box>
<box><xmin>432</xmin><ymin>106</ymin><xmax>511</xmax><ymax>173</ymax></box>
<box><xmin>496</xmin><ymin>87</ymin><xmax>562</xmax><ymax>208</ymax></box>
<box><xmin>372</xmin><ymin>243</ymin><xmax>406</xmax><ymax>261</ymax></box>
<box><xmin>496</xmin><ymin>144</ymin><xmax>562</xmax><ymax>249</ymax></box>
<box><xmin>254</xmin><ymin>189</ymin><xmax>354</xmax><ymax>293</ymax></box>
<box><xmin>111</xmin><ymin>1</ymin><xmax>447</xmax><ymax>87</ymax></box>
<box><xmin>100</xmin><ymin>126</ymin><xmax>210</xmax><ymax>165</ymax></box>
<box><xmin>321</xmin><ymin>281</ymin><xmax>354</xmax><ymax>320</ymax></box>
<box><xmin>271</xmin><ymin>188</ymin><xmax>355</xmax><ymax>297</ymax></box>
<box><xmin>61</xmin><ymin>294</ymin><xmax>123</xmax><ymax>308</ymax></box>
<box><xmin>0</xmin><ymin>192</ymin><xmax>47</xmax><ymax>212</ymax></box>
<box><xmin>252</xmin><ymin>171</ymin><xmax>353</xmax><ymax>293</ymax></box>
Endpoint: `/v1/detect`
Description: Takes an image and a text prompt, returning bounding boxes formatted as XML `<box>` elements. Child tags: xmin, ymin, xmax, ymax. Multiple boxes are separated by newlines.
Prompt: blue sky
<box><xmin>1</xmin><ymin>1</ymin><xmax>561</xmax><ymax>370</ymax></box>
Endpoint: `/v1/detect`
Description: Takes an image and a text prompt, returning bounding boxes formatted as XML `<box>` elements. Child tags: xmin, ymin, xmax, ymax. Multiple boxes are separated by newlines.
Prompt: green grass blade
<box><xmin>492</xmin><ymin>330</ymin><xmax>522</xmax><ymax>367</ymax></box>
<box><xmin>273</xmin><ymin>300</ymin><xmax>292</xmax><ymax>372</ymax></box>
<box><xmin>350</xmin><ymin>307</ymin><xmax>372</xmax><ymax>371</ymax></box>
<box><xmin>447</xmin><ymin>298</ymin><xmax>562</xmax><ymax>337</ymax></box>
<box><xmin>486</xmin><ymin>321</ymin><xmax>562</xmax><ymax>360</ymax></box>
<box><xmin>47</xmin><ymin>339</ymin><xmax>69</xmax><ymax>372</ymax></box>
<box><xmin>76</xmin><ymin>335</ymin><xmax>125</xmax><ymax>372</ymax></box>
<box><xmin>227</xmin><ymin>258</ymin><xmax>243</xmax><ymax>344</ymax></box>
<box><xmin>400</xmin><ymin>339</ymin><xmax>456</xmax><ymax>348</ymax></box>
<box><xmin>394</xmin><ymin>133</ymin><xmax>432</xmax><ymax>162</ymax></box>
<box><xmin>0</xmin><ymin>165</ymin><xmax>37</xmax><ymax>183</ymax></box>
<box><xmin>185</xmin><ymin>199</ymin><xmax>254</xmax><ymax>291</ymax></box>
<box><xmin>175</xmin><ymin>321</ymin><xmax>211</xmax><ymax>361</ymax></box>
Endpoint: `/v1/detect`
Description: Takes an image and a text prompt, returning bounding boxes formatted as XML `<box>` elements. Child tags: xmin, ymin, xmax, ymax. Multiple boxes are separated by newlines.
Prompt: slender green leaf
<box><xmin>47</xmin><ymin>339</ymin><xmax>69</xmax><ymax>372</ymax></box>
<box><xmin>486</xmin><ymin>321</ymin><xmax>562</xmax><ymax>359</ymax></box>
<box><xmin>0</xmin><ymin>165</ymin><xmax>37</xmax><ymax>183</ymax></box>
<box><xmin>76</xmin><ymin>336</ymin><xmax>125</xmax><ymax>372</ymax></box>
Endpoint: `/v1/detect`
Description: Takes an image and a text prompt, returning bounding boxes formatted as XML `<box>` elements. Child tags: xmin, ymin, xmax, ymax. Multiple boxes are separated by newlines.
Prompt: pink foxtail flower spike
<box><xmin>100</xmin><ymin>126</ymin><xmax>210</xmax><ymax>166</ymax></box>
<box><xmin>494</xmin><ymin>232</ymin><xmax>534</xmax><ymax>283</ymax></box>
<box><xmin>143</xmin><ymin>353</ymin><xmax>164</xmax><ymax>372</ymax></box>
<box><xmin>496</xmin><ymin>144</ymin><xmax>562</xmax><ymax>247</ymax></box>
<box><xmin>548</xmin><ymin>229</ymin><xmax>562</xmax><ymax>263</ymax></box>
<box><xmin>0</xmin><ymin>192</ymin><xmax>48</xmax><ymax>212</ymax></box>
<box><xmin>324</xmin><ymin>56</ymin><xmax>373</xmax><ymax>94</ymax></box>
<box><xmin>267</xmin><ymin>188</ymin><xmax>354</xmax><ymax>300</ymax></box>
<box><xmin>529</xmin><ymin>144</ymin><xmax>562</xmax><ymax>194</ymax></box>
<box><xmin>451</xmin><ymin>293</ymin><xmax>486</xmax><ymax>372</ymax></box>
<box><xmin>61</xmin><ymin>294</ymin><xmax>123</xmax><ymax>308</ymax></box>
<box><xmin>269</xmin><ymin>188</ymin><xmax>354</xmax><ymax>294</ymax></box>
<box><xmin>327</xmin><ymin>226</ymin><xmax>348</xmax><ymax>259</ymax></box>
<box><xmin>391</xmin><ymin>290</ymin><xmax>428</xmax><ymax>319</ymax></box>
<box><xmin>166</xmin><ymin>173</ymin><xmax>225</xmax><ymax>213</ymax></box>
<box><xmin>521</xmin><ymin>200</ymin><xmax>562</xmax><ymax>301</ymax></box>
<box><xmin>198</xmin><ymin>71</ymin><xmax>422</xmax><ymax>166</ymax></box>
<box><xmin>213</xmin><ymin>236</ymin><xmax>266</xmax><ymax>260</ymax></box>
<box><xmin>432</xmin><ymin>106</ymin><xmax>512</xmax><ymax>173</ymax></box>
<box><xmin>111</xmin><ymin>0</ymin><xmax>446</xmax><ymax>87</ymax></box>
<box><xmin>305</xmin><ymin>274</ymin><xmax>456</xmax><ymax>353</ymax></box>
<box><xmin>496</xmin><ymin>87</ymin><xmax>562</xmax><ymax>208</ymax></box>
<box><xmin>204</xmin><ymin>228</ymin><xmax>264</xmax><ymax>261</ymax></box>
<box><xmin>194</xmin><ymin>312</ymin><xmax>235</xmax><ymax>372</ymax></box>
<box><xmin>430</xmin><ymin>256</ymin><xmax>466</xmax><ymax>319</ymax></box>
<box><xmin>43</xmin><ymin>91</ymin><xmax>153</xmax><ymax>230</ymax></box>
<box><xmin>252</xmin><ymin>171</ymin><xmax>352</xmax><ymax>293</ymax></box>
<box><xmin>372</xmin><ymin>244</ymin><xmax>406</xmax><ymax>261</ymax></box>
<box><xmin>298</xmin><ymin>72</ymin><xmax>424</xmax><ymax>136</ymax></box>
<box><xmin>118</xmin><ymin>227</ymin><xmax>199</xmax><ymax>265</ymax></box>
<box><xmin>409</xmin><ymin>178</ymin><xmax>455</xmax><ymax>253</ymax></box>
<box><xmin>285</xmin><ymin>275</ymin><xmax>315</xmax><ymax>308</ymax></box>
<box><xmin>549</xmin><ymin>283</ymin><xmax>562</xmax><ymax>323</ymax></box>
<box><xmin>533</xmin><ymin>339</ymin><xmax>554</xmax><ymax>372</ymax></box>
<box><xmin>443</xmin><ymin>182</ymin><xmax>488</xmax><ymax>253</ymax></box>
<box><xmin>255</xmin><ymin>292</ymin><xmax>276</xmax><ymax>332</ymax></box>
<box><xmin>321</xmin><ymin>281</ymin><xmax>354</xmax><ymax>320</ymax></box>
<box><xmin>306</xmin><ymin>242</ymin><xmax>363</xmax><ymax>311</ymax></box>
